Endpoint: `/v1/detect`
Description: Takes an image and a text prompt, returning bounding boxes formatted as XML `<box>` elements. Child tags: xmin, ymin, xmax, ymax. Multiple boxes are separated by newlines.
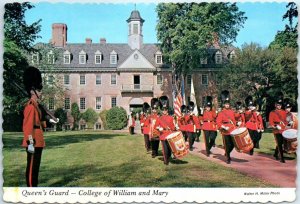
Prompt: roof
<box><xmin>126</xmin><ymin>10</ymin><xmax>145</xmax><ymax>23</ymax></box>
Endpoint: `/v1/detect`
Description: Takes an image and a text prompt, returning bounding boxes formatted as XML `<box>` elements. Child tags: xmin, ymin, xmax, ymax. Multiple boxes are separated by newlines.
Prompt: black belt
<box><xmin>34</xmin><ymin>125</ymin><xmax>41</xmax><ymax>129</ymax></box>
<box><xmin>203</xmin><ymin>120</ymin><xmax>212</xmax><ymax>122</ymax></box>
<box><xmin>222</xmin><ymin>122</ymin><xmax>230</xmax><ymax>124</ymax></box>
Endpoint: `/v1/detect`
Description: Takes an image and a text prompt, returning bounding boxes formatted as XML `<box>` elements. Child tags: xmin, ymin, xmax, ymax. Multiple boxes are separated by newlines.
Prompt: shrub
<box><xmin>71</xmin><ymin>103</ymin><xmax>81</xmax><ymax>130</ymax></box>
<box><xmin>106</xmin><ymin>107</ymin><xmax>128</xmax><ymax>130</ymax></box>
<box><xmin>99</xmin><ymin>110</ymin><xmax>108</xmax><ymax>130</ymax></box>
<box><xmin>82</xmin><ymin>108</ymin><xmax>99</xmax><ymax>128</ymax></box>
<box><xmin>54</xmin><ymin>108</ymin><xmax>67</xmax><ymax>131</ymax></box>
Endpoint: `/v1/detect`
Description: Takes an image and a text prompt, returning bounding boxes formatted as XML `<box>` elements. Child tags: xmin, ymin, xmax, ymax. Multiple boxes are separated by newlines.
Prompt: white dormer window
<box><xmin>200</xmin><ymin>57</ymin><xmax>207</xmax><ymax>64</ymax></box>
<box><xmin>155</xmin><ymin>51</ymin><xmax>163</xmax><ymax>64</ymax></box>
<box><xmin>47</xmin><ymin>50</ymin><xmax>55</xmax><ymax>64</ymax></box>
<box><xmin>63</xmin><ymin>50</ymin><xmax>71</xmax><ymax>64</ymax></box>
<box><xmin>32</xmin><ymin>53</ymin><xmax>39</xmax><ymax>64</ymax></box>
<box><xmin>215</xmin><ymin>50</ymin><xmax>222</xmax><ymax>64</ymax></box>
<box><xmin>79</xmin><ymin>50</ymin><xmax>86</xmax><ymax>64</ymax></box>
<box><xmin>110</xmin><ymin>50</ymin><xmax>117</xmax><ymax>65</ymax></box>
<box><xmin>95</xmin><ymin>50</ymin><xmax>102</xmax><ymax>64</ymax></box>
<box><xmin>229</xmin><ymin>50</ymin><xmax>236</xmax><ymax>60</ymax></box>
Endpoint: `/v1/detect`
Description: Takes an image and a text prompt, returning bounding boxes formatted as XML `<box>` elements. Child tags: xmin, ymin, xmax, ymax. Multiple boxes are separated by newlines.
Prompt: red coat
<box><xmin>140</xmin><ymin>114</ymin><xmax>150</xmax><ymax>135</ymax></box>
<box><xmin>234</xmin><ymin>112</ymin><xmax>245</xmax><ymax>127</ymax></box>
<box><xmin>245</xmin><ymin>111</ymin><xmax>263</xmax><ymax>131</ymax></box>
<box><xmin>269</xmin><ymin>109</ymin><xmax>287</xmax><ymax>134</ymax></box>
<box><xmin>286</xmin><ymin>112</ymin><xmax>298</xmax><ymax>129</ymax></box>
<box><xmin>201</xmin><ymin>110</ymin><xmax>217</xmax><ymax>131</ymax></box>
<box><xmin>146</xmin><ymin>113</ymin><xmax>160</xmax><ymax>139</ymax></box>
<box><xmin>216</xmin><ymin>109</ymin><xmax>236</xmax><ymax>136</ymax></box>
<box><xmin>157</xmin><ymin>115</ymin><xmax>176</xmax><ymax>140</ymax></box>
<box><xmin>22</xmin><ymin>99</ymin><xmax>45</xmax><ymax>148</ymax></box>
<box><xmin>179</xmin><ymin>114</ymin><xmax>200</xmax><ymax>132</ymax></box>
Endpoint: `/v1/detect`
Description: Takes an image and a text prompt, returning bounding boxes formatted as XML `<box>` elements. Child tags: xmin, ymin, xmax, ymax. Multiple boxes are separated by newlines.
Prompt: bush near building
<box><xmin>81</xmin><ymin>108</ymin><xmax>99</xmax><ymax>129</ymax></box>
<box><xmin>106</xmin><ymin>107</ymin><xmax>128</xmax><ymax>130</ymax></box>
<box><xmin>99</xmin><ymin>110</ymin><xmax>108</xmax><ymax>130</ymax></box>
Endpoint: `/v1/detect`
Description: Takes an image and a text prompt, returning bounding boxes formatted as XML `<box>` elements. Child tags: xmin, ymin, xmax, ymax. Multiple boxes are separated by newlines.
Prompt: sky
<box><xmin>24</xmin><ymin>2</ymin><xmax>290</xmax><ymax>48</ymax></box>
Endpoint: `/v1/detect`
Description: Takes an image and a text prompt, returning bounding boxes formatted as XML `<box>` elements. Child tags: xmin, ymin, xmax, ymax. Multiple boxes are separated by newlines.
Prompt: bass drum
<box><xmin>282</xmin><ymin>129</ymin><xmax>298</xmax><ymax>154</ymax></box>
<box><xmin>230</xmin><ymin>127</ymin><xmax>254</xmax><ymax>153</ymax></box>
<box><xmin>166</xmin><ymin>131</ymin><xmax>189</xmax><ymax>159</ymax></box>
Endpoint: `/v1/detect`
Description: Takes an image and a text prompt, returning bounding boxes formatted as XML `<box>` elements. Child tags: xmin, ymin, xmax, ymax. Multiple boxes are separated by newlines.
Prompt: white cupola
<box><xmin>127</xmin><ymin>10</ymin><xmax>144</xmax><ymax>50</ymax></box>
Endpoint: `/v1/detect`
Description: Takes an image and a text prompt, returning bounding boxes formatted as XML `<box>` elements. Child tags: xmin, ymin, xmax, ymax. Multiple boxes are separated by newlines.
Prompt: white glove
<box><xmin>276</xmin><ymin>125</ymin><xmax>282</xmax><ymax>130</ymax></box>
<box><xmin>289</xmin><ymin>121</ymin><xmax>294</xmax><ymax>125</ymax></box>
<box><xmin>49</xmin><ymin>118</ymin><xmax>59</xmax><ymax>124</ymax></box>
<box><xmin>141</xmin><ymin>123</ymin><xmax>144</xmax><ymax>127</ymax></box>
<box><xmin>237</xmin><ymin>121</ymin><xmax>242</xmax><ymax>126</ymax></box>
<box><xmin>27</xmin><ymin>144</ymin><xmax>35</xmax><ymax>154</ymax></box>
<box><xmin>175</xmin><ymin>124</ymin><xmax>179</xmax><ymax>130</ymax></box>
<box><xmin>257</xmin><ymin>129</ymin><xmax>261</xmax><ymax>133</ymax></box>
<box><xmin>159</xmin><ymin>127</ymin><xmax>163</xmax><ymax>131</ymax></box>
<box><xmin>221</xmin><ymin>125</ymin><xmax>229</xmax><ymax>130</ymax></box>
<box><xmin>256</xmin><ymin>112</ymin><xmax>260</xmax><ymax>115</ymax></box>
<box><xmin>261</xmin><ymin>129</ymin><xmax>264</xmax><ymax>132</ymax></box>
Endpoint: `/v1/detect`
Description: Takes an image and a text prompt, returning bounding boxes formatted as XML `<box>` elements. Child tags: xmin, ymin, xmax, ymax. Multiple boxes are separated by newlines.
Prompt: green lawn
<box><xmin>3</xmin><ymin>131</ymin><xmax>277</xmax><ymax>187</ymax></box>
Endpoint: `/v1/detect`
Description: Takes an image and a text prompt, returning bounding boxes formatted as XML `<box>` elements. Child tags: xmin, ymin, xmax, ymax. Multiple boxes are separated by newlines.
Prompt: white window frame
<box><xmin>80</xmin><ymin>98</ymin><xmax>86</xmax><ymax>110</ymax></box>
<box><xmin>215</xmin><ymin>50</ymin><xmax>222</xmax><ymax>64</ymax></box>
<box><xmin>47</xmin><ymin>50</ymin><xmax>55</xmax><ymax>64</ymax></box>
<box><xmin>64</xmin><ymin>75</ymin><xmax>70</xmax><ymax>85</ymax></box>
<box><xmin>49</xmin><ymin>98</ymin><xmax>55</xmax><ymax>110</ymax></box>
<box><xmin>201</xmin><ymin>74</ymin><xmax>208</xmax><ymax>85</ymax></box>
<box><xmin>229</xmin><ymin>50</ymin><xmax>236</xmax><ymax>60</ymax></box>
<box><xmin>63</xmin><ymin>50</ymin><xmax>71</xmax><ymax>64</ymax></box>
<box><xmin>96</xmin><ymin>97</ymin><xmax>102</xmax><ymax>110</ymax></box>
<box><xmin>110</xmin><ymin>50</ymin><xmax>117</xmax><ymax>65</ymax></box>
<box><xmin>80</xmin><ymin>75</ymin><xmax>86</xmax><ymax>85</ymax></box>
<box><xmin>96</xmin><ymin>75</ymin><xmax>101</xmax><ymax>85</ymax></box>
<box><xmin>157</xmin><ymin>74</ymin><xmax>163</xmax><ymax>85</ymax></box>
<box><xmin>79</xmin><ymin>50</ymin><xmax>86</xmax><ymax>64</ymax></box>
<box><xmin>111</xmin><ymin>74</ymin><xmax>117</xmax><ymax>85</ymax></box>
<box><xmin>64</xmin><ymin>98</ymin><xmax>70</xmax><ymax>110</ymax></box>
<box><xmin>133</xmin><ymin>23</ymin><xmax>139</xmax><ymax>34</ymax></box>
<box><xmin>111</xmin><ymin>97</ymin><xmax>117</xmax><ymax>108</ymax></box>
<box><xmin>32</xmin><ymin>53</ymin><xmax>39</xmax><ymax>64</ymax></box>
<box><xmin>95</xmin><ymin>50</ymin><xmax>102</xmax><ymax>64</ymax></box>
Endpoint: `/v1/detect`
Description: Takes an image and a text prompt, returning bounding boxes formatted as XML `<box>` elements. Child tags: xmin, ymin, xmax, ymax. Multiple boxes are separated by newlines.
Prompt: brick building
<box><xmin>31</xmin><ymin>10</ymin><xmax>236</xmax><ymax>130</ymax></box>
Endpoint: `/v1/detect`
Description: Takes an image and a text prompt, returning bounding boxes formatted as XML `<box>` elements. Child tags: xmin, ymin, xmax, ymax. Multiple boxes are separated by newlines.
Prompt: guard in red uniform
<box><xmin>201</xmin><ymin>96</ymin><xmax>217</xmax><ymax>157</ymax></box>
<box><xmin>234</xmin><ymin>102</ymin><xmax>245</xmax><ymax>128</ymax></box>
<box><xmin>140</xmin><ymin>103</ymin><xmax>151</xmax><ymax>152</ymax></box>
<box><xmin>22</xmin><ymin>66</ymin><xmax>45</xmax><ymax>187</ymax></box>
<box><xmin>128</xmin><ymin>112</ymin><xmax>135</xmax><ymax>134</ymax></box>
<box><xmin>148</xmin><ymin>98</ymin><xmax>161</xmax><ymax>158</ymax></box>
<box><xmin>182</xmin><ymin>102</ymin><xmax>200</xmax><ymax>151</ymax></box>
<box><xmin>178</xmin><ymin>105</ymin><xmax>188</xmax><ymax>141</ymax></box>
<box><xmin>269</xmin><ymin>97</ymin><xmax>287</xmax><ymax>163</ymax></box>
<box><xmin>244</xmin><ymin>96</ymin><xmax>264</xmax><ymax>155</ymax></box>
<box><xmin>216</xmin><ymin>90</ymin><xmax>236</xmax><ymax>164</ymax></box>
<box><xmin>157</xmin><ymin>96</ymin><xmax>176</xmax><ymax>165</ymax></box>
<box><xmin>284</xmin><ymin>98</ymin><xmax>298</xmax><ymax>129</ymax></box>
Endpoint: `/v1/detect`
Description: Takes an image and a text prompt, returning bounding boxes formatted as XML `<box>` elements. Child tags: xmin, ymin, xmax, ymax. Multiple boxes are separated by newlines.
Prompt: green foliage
<box><xmin>71</xmin><ymin>103</ymin><xmax>81</xmax><ymax>130</ymax></box>
<box><xmin>82</xmin><ymin>108</ymin><xmax>99</xmax><ymax>128</ymax></box>
<box><xmin>4</xmin><ymin>2</ymin><xmax>41</xmax><ymax>51</ymax></box>
<box><xmin>106</xmin><ymin>107</ymin><xmax>128</xmax><ymax>130</ymax></box>
<box><xmin>54</xmin><ymin>108</ymin><xmax>67</xmax><ymax>131</ymax></box>
<box><xmin>99</xmin><ymin>110</ymin><xmax>108</xmax><ymax>130</ymax></box>
<box><xmin>156</xmin><ymin>2</ymin><xmax>247</xmax><ymax>77</ymax></box>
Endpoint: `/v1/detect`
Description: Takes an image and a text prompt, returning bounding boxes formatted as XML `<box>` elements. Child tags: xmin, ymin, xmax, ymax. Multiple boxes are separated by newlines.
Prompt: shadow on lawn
<box><xmin>3</xmin><ymin>132</ymin><xmax>124</xmax><ymax>150</ymax></box>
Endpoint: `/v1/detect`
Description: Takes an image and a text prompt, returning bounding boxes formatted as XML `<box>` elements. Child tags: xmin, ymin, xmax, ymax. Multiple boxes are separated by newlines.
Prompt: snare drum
<box><xmin>230</xmin><ymin>127</ymin><xmax>254</xmax><ymax>153</ymax></box>
<box><xmin>282</xmin><ymin>129</ymin><xmax>298</xmax><ymax>154</ymax></box>
<box><xmin>166</xmin><ymin>131</ymin><xmax>189</xmax><ymax>159</ymax></box>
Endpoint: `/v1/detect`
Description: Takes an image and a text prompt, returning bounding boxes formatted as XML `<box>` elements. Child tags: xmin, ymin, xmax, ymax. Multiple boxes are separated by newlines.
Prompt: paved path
<box><xmin>190</xmin><ymin>141</ymin><xmax>297</xmax><ymax>187</ymax></box>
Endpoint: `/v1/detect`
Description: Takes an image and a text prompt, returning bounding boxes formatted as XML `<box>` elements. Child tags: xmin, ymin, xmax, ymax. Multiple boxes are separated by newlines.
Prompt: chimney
<box><xmin>100</xmin><ymin>38</ymin><xmax>106</xmax><ymax>44</ymax></box>
<box><xmin>51</xmin><ymin>23</ymin><xmax>67</xmax><ymax>47</ymax></box>
<box><xmin>212</xmin><ymin>32</ymin><xmax>220</xmax><ymax>49</ymax></box>
<box><xmin>86</xmin><ymin>38</ymin><xmax>92</xmax><ymax>44</ymax></box>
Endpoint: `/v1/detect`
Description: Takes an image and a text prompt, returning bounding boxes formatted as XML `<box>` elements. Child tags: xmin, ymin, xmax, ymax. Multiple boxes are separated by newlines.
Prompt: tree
<box><xmin>54</xmin><ymin>108</ymin><xmax>67</xmax><ymax>131</ymax></box>
<box><xmin>82</xmin><ymin>108</ymin><xmax>99</xmax><ymax>129</ymax></box>
<box><xmin>156</xmin><ymin>2</ymin><xmax>247</xmax><ymax>79</ymax></box>
<box><xmin>3</xmin><ymin>2</ymin><xmax>41</xmax><ymax>131</ymax></box>
<box><xmin>106</xmin><ymin>107</ymin><xmax>128</xmax><ymax>130</ymax></box>
<box><xmin>71</xmin><ymin>103</ymin><xmax>81</xmax><ymax>130</ymax></box>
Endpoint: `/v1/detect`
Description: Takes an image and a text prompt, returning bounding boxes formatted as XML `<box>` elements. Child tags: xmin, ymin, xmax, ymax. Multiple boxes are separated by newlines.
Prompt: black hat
<box><xmin>283</xmin><ymin>98</ymin><xmax>292</xmax><ymax>109</ymax></box>
<box><xmin>221</xmin><ymin>90</ymin><xmax>230</xmax><ymax>105</ymax></box>
<box><xmin>245</xmin><ymin>96</ymin><xmax>255</xmax><ymax>107</ymax></box>
<box><xmin>188</xmin><ymin>101</ymin><xmax>195</xmax><ymax>112</ymax></box>
<box><xmin>235</xmin><ymin>101</ymin><xmax>243</xmax><ymax>110</ymax></box>
<box><xmin>275</xmin><ymin>91</ymin><xmax>284</xmax><ymax>105</ymax></box>
<box><xmin>181</xmin><ymin>105</ymin><xmax>187</xmax><ymax>114</ymax></box>
<box><xmin>23</xmin><ymin>66</ymin><xmax>43</xmax><ymax>95</ymax></box>
<box><xmin>159</xmin><ymin>96</ymin><xmax>169</xmax><ymax>110</ymax></box>
<box><xmin>151</xmin><ymin>98</ymin><xmax>160</xmax><ymax>109</ymax></box>
<box><xmin>205</xmin><ymin>96</ymin><xmax>213</xmax><ymax>107</ymax></box>
<box><xmin>142</xmin><ymin>102</ymin><xmax>151</xmax><ymax>113</ymax></box>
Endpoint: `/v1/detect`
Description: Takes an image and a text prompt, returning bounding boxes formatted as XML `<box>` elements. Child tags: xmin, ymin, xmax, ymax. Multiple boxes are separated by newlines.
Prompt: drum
<box><xmin>282</xmin><ymin>129</ymin><xmax>298</xmax><ymax>154</ymax></box>
<box><xmin>166</xmin><ymin>131</ymin><xmax>189</xmax><ymax>159</ymax></box>
<box><xmin>230</xmin><ymin>127</ymin><xmax>254</xmax><ymax>153</ymax></box>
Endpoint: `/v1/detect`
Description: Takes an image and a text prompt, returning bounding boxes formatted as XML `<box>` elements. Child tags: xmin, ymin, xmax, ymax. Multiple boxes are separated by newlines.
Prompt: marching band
<box><xmin>137</xmin><ymin>90</ymin><xmax>298</xmax><ymax>165</ymax></box>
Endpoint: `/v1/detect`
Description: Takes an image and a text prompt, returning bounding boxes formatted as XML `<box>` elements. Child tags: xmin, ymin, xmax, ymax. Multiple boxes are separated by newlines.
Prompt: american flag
<box><xmin>173</xmin><ymin>90</ymin><xmax>183</xmax><ymax>118</ymax></box>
